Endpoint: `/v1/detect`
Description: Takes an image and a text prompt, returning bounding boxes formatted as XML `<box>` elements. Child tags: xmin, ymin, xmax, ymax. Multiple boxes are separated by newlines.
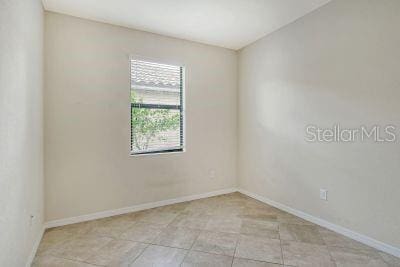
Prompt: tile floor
<box><xmin>33</xmin><ymin>193</ymin><xmax>400</xmax><ymax>267</ymax></box>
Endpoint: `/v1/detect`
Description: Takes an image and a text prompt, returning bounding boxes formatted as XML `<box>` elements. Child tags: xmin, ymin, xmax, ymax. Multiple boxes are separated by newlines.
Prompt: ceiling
<box><xmin>42</xmin><ymin>0</ymin><xmax>331</xmax><ymax>50</ymax></box>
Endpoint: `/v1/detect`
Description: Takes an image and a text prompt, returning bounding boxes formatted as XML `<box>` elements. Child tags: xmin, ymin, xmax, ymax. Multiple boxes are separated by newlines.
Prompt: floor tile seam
<box><xmin>79</xmin><ymin>237</ymin><xmax>115</xmax><ymax>265</ymax></box>
<box><xmin>230</xmin><ymin>233</ymin><xmax>240</xmax><ymax>267</ymax></box>
<box><xmin>42</xmin><ymin>254</ymin><xmax>104</xmax><ymax>267</ymax></box>
<box><xmin>125</xmin><ymin>241</ymin><xmax>152</xmax><ymax>266</ymax></box>
<box><xmin>83</xmin><ymin>239</ymin><xmax>151</xmax><ymax>266</ymax></box>
<box><xmin>278</xmin><ymin>222</ymin><xmax>285</xmax><ymax>266</ymax></box>
<box><xmin>179</xmin><ymin>228</ymin><xmax>205</xmax><ymax>265</ymax></box>
<box><xmin>233</xmin><ymin>255</ymin><xmax>286</xmax><ymax>266</ymax></box>
<box><xmin>234</xmin><ymin>256</ymin><xmax>296</xmax><ymax>267</ymax></box>
<box><xmin>179</xmin><ymin>249</ymin><xmax>235</xmax><ymax>267</ymax></box>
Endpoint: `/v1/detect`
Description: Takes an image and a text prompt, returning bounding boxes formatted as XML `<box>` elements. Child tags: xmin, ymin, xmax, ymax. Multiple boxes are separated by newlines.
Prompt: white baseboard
<box><xmin>45</xmin><ymin>188</ymin><xmax>238</xmax><ymax>229</ymax></box>
<box><xmin>26</xmin><ymin>226</ymin><xmax>45</xmax><ymax>267</ymax></box>
<box><xmin>238</xmin><ymin>189</ymin><xmax>400</xmax><ymax>258</ymax></box>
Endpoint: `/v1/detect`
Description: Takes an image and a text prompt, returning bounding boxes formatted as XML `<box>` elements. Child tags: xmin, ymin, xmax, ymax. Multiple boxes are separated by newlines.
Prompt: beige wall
<box><xmin>44</xmin><ymin>12</ymin><xmax>237</xmax><ymax>221</ymax></box>
<box><xmin>0</xmin><ymin>0</ymin><xmax>44</xmax><ymax>265</ymax></box>
<box><xmin>238</xmin><ymin>0</ymin><xmax>400</xmax><ymax>248</ymax></box>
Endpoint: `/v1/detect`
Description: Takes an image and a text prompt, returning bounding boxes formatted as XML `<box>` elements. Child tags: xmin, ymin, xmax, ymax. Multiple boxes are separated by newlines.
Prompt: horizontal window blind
<box><xmin>130</xmin><ymin>59</ymin><xmax>184</xmax><ymax>155</ymax></box>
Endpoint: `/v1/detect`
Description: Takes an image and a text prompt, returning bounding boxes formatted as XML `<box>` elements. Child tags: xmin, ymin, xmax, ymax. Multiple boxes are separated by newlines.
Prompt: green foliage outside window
<box><xmin>131</xmin><ymin>91</ymin><xmax>180</xmax><ymax>151</ymax></box>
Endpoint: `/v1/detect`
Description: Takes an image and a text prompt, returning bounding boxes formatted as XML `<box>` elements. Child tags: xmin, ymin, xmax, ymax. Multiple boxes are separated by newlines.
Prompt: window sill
<box><xmin>130</xmin><ymin>148</ymin><xmax>185</xmax><ymax>157</ymax></box>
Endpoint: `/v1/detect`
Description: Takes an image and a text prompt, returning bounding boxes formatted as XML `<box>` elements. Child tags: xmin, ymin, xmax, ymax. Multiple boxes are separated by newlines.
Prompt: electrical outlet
<box><xmin>209</xmin><ymin>170</ymin><xmax>216</xmax><ymax>179</ymax></box>
<box><xmin>320</xmin><ymin>189</ymin><xmax>328</xmax><ymax>201</ymax></box>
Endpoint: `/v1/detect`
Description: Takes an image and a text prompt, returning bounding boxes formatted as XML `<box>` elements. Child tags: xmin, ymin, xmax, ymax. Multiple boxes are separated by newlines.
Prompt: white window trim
<box><xmin>129</xmin><ymin>55</ymin><xmax>186</xmax><ymax>156</ymax></box>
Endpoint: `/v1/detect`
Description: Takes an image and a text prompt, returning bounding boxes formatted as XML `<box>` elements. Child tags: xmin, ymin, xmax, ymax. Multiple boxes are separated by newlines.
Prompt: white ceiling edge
<box><xmin>42</xmin><ymin>0</ymin><xmax>331</xmax><ymax>50</ymax></box>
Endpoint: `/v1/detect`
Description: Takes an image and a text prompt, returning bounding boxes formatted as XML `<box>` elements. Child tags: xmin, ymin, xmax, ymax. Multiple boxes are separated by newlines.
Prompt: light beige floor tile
<box><xmin>242</xmin><ymin>219</ymin><xmax>279</xmax><ymax>230</ymax></box>
<box><xmin>129</xmin><ymin>245</ymin><xmax>187</xmax><ymax>267</ymax></box>
<box><xmin>85</xmin><ymin>239</ymin><xmax>147</xmax><ymax>266</ymax></box>
<box><xmin>182</xmin><ymin>251</ymin><xmax>233</xmax><ymax>267</ymax></box>
<box><xmin>192</xmin><ymin>231</ymin><xmax>239</xmax><ymax>256</ymax></box>
<box><xmin>279</xmin><ymin>224</ymin><xmax>324</xmax><ymax>245</ymax></box>
<box><xmin>152</xmin><ymin>226</ymin><xmax>201</xmax><ymax>249</ymax></box>
<box><xmin>211</xmin><ymin>205</ymin><xmax>246</xmax><ymax>216</ymax></box>
<box><xmin>109</xmin><ymin>213</ymin><xmax>141</xmax><ymax>223</ymax></box>
<box><xmin>124</xmin><ymin>210</ymin><xmax>153</xmax><ymax>221</ymax></box>
<box><xmin>52</xmin><ymin>235</ymin><xmax>112</xmax><ymax>262</ymax></box>
<box><xmin>232</xmin><ymin>258</ymin><xmax>282</xmax><ymax>267</ymax></box>
<box><xmin>183</xmin><ymin>199</ymin><xmax>219</xmax><ymax>215</ymax></box>
<box><xmin>379</xmin><ymin>252</ymin><xmax>400</xmax><ymax>267</ymax></box>
<box><xmin>51</xmin><ymin>221</ymin><xmax>96</xmax><ymax>236</ymax></box>
<box><xmin>235</xmin><ymin>235</ymin><xmax>282</xmax><ymax>264</ymax></box>
<box><xmin>87</xmin><ymin>215</ymin><xmax>137</xmax><ymax>238</ymax></box>
<box><xmin>32</xmin><ymin>255</ymin><xmax>97</xmax><ymax>267</ymax></box>
<box><xmin>281</xmin><ymin>240</ymin><xmax>334</xmax><ymax>266</ymax></box>
<box><xmin>212</xmin><ymin>197</ymin><xmax>248</xmax><ymax>212</ymax></box>
<box><xmin>151</xmin><ymin>202</ymin><xmax>189</xmax><ymax>213</ymax></box>
<box><xmin>187</xmin><ymin>197</ymin><xmax>219</xmax><ymax>205</ymax></box>
<box><xmin>318</xmin><ymin>228</ymin><xmax>373</xmax><ymax>250</ymax></box>
<box><xmin>169</xmin><ymin>214</ymin><xmax>210</xmax><ymax>230</ymax></box>
<box><xmin>205</xmin><ymin>216</ymin><xmax>242</xmax><ymax>234</ymax></box>
<box><xmin>329</xmin><ymin>246</ymin><xmax>389</xmax><ymax>267</ymax></box>
<box><xmin>238</xmin><ymin>212</ymin><xmax>278</xmax><ymax>222</ymax></box>
<box><xmin>219</xmin><ymin>192</ymin><xmax>243</xmax><ymax>199</ymax></box>
<box><xmin>224</xmin><ymin>198</ymin><xmax>252</xmax><ymax>208</ymax></box>
<box><xmin>183</xmin><ymin>207</ymin><xmax>216</xmax><ymax>216</ymax></box>
<box><xmin>35</xmin><ymin>228</ymin><xmax>76</xmax><ymax>256</ymax></box>
<box><xmin>120</xmin><ymin>221</ymin><xmax>165</xmax><ymax>243</ymax></box>
<box><xmin>137</xmin><ymin>210</ymin><xmax>179</xmax><ymax>225</ymax></box>
<box><xmin>244</xmin><ymin>202</ymin><xmax>281</xmax><ymax>214</ymax></box>
<box><xmin>277</xmin><ymin>213</ymin><xmax>315</xmax><ymax>226</ymax></box>
<box><xmin>242</xmin><ymin>203</ymin><xmax>283</xmax><ymax>214</ymax></box>
<box><xmin>241</xmin><ymin>219</ymin><xmax>279</xmax><ymax>239</ymax></box>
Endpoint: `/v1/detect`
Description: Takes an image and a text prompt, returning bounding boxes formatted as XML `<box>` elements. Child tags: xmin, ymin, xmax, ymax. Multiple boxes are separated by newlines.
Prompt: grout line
<box><xmin>43</xmin><ymin>255</ymin><xmax>104</xmax><ymax>267</ymax></box>
<box><xmin>121</xmin><ymin>206</ymin><xmax>206</xmax><ymax>266</ymax></box>
<box><xmin>326</xmin><ymin>245</ymin><xmax>337</xmax><ymax>266</ymax></box>
<box><xmin>179</xmin><ymin>228</ymin><xmax>204</xmax><ymax>266</ymax></box>
<box><xmin>233</xmin><ymin>257</ymin><xmax>295</xmax><ymax>266</ymax></box>
<box><xmin>278</xmin><ymin>223</ymin><xmax>285</xmax><ymax>266</ymax></box>
<box><xmin>230</xmin><ymin>235</ymin><xmax>239</xmax><ymax>267</ymax></box>
<box><xmin>77</xmin><ymin>237</ymin><xmax>115</xmax><ymax>266</ymax></box>
<box><xmin>126</xmin><ymin>242</ymin><xmax>151</xmax><ymax>266</ymax></box>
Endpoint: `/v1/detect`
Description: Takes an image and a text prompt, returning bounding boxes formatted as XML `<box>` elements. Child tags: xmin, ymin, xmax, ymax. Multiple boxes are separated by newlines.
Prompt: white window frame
<box><xmin>129</xmin><ymin>56</ymin><xmax>186</xmax><ymax>156</ymax></box>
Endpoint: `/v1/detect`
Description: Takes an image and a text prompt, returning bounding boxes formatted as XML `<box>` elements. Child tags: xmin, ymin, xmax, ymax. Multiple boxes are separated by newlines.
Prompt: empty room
<box><xmin>1</xmin><ymin>0</ymin><xmax>400</xmax><ymax>266</ymax></box>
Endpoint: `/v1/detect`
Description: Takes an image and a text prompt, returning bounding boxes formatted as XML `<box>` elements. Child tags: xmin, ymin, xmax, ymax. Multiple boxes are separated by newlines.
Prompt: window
<box><xmin>130</xmin><ymin>58</ymin><xmax>184</xmax><ymax>155</ymax></box>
